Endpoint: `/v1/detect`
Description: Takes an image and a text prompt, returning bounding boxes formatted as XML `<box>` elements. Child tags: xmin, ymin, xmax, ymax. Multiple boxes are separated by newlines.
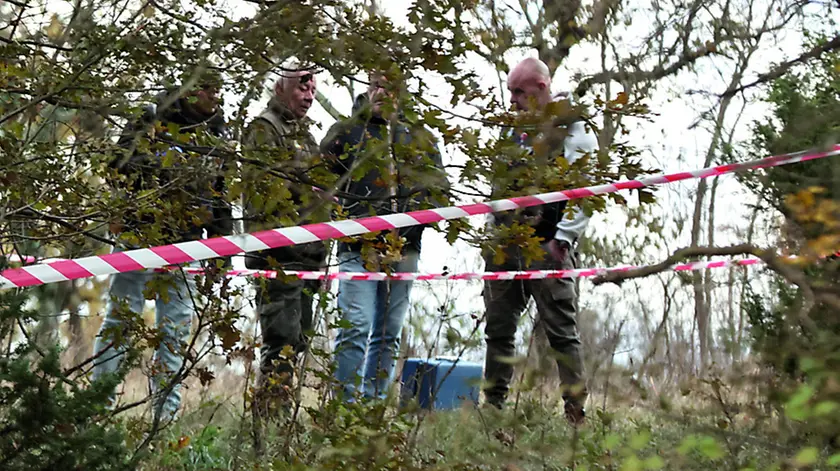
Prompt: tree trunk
<box><xmin>690</xmin><ymin>88</ymin><xmax>736</xmax><ymax>372</ymax></box>
<box><xmin>727</xmin><ymin>265</ymin><xmax>738</xmax><ymax>364</ymax></box>
<box><xmin>703</xmin><ymin>176</ymin><xmax>719</xmax><ymax>365</ymax></box>
<box><xmin>67</xmin><ymin>307</ymin><xmax>88</xmax><ymax>366</ymax></box>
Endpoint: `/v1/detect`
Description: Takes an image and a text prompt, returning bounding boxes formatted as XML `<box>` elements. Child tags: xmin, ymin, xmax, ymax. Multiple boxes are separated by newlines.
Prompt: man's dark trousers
<box><xmin>252</xmin><ymin>271</ymin><xmax>321</xmax><ymax>419</ymax></box>
<box><xmin>482</xmin><ymin>243</ymin><xmax>587</xmax><ymax>408</ymax></box>
<box><xmin>256</xmin><ymin>277</ymin><xmax>321</xmax><ymax>380</ymax></box>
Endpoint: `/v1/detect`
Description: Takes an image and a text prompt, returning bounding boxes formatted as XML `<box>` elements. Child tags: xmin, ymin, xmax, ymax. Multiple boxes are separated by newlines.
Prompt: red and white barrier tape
<box><xmin>171</xmin><ymin>257</ymin><xmax>762</xmax><ymax>280</ymax></box>
<box><xmin>4</xmin><ymin>255</ymin><xmax>35</xmax><ymax>264</ymax></box>
<box><xmin>3</xmin><ymin>255</ymin><xmax>65</xmax><ymax>264</ymax></box>
<box><xmin>2</xmin><ymin>144</ymin><xmax>838</xmax><ymax>290</ymax></box>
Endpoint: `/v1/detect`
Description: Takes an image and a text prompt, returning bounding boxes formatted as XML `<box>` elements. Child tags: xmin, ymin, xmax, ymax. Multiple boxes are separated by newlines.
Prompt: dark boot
<box><xmin>484</xmin><ymin>394</ymin><xmax>505</xmax><ymax>410</ymax></box>
<box><xmin>251</xmin><ymin>367</ymin><xmax>294</xmax><ymax>455</ymax></box>
<box><xmin>563</xmin><ymin>399</ymin><xmax>585</xmax><ymax>426</ymax></box>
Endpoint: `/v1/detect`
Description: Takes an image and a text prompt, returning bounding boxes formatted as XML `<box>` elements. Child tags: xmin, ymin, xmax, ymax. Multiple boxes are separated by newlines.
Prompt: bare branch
<box><xmin>315</xmin><ymin>89</ymin><xmax>344</xmax><ymax>120</ymax></box>
<box><xmin>13</xmin><ymin>208</ymin><xmax>115</xmax><ymax>247</ymax></box>
<box><xmin>720</xmin><ymin>33</ymin><xmax>840</xmax><ymax>98</ymax></box>
<box><xmin>537</xmin><ymin>0</ymin><xmax>583</xmax><ymax>73</ymax></box>
<box><xmin>0</xmin><ymin>36</ymin><xmax>76</xmax><ymax>52</ymax></box>
<box><xmin>535</xmin><ymin>0</ymin><xmax>617</xmax><ymax>73</ymax></box>
<box><xmin>576</xmin><ymin>41</ymin><xmax>718</xmax><ymax>97</ymax></box>
<box><xmin>592</xmin><ymin>244</ymin><xmax>840</xmax><ymax>313</ymax></box>
<box><xmin>148</xmin><ymin>0</ymin><xmax>209</xmax><ymax>32</ymax></box>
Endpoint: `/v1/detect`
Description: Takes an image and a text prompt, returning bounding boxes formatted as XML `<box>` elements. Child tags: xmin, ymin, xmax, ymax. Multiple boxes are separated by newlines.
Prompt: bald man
<box><xmin>241</xmin><ymin>66</ymin><xmax>331</xmax><ymax>432</ymax></box>
<box><xmin>482</xmin><ymin>57</ymin><xmax>597</xmax><ymax>425</ymax></box>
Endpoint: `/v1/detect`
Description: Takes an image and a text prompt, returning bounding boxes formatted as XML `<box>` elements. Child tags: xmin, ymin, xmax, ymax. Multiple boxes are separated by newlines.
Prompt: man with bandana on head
<box><xmin>241</xmin><ymin>63</ymin><xmax>332</xmax><ymax>435</ymax></box>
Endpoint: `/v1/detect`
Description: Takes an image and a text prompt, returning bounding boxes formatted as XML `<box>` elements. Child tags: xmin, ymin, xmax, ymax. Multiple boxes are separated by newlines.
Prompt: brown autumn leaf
<box><xmin>615</xmin><ymin>91</ymin><xmax>629</xmax><ymax>105</ymax></box>
<box><xmin>169</xmin><ymin>435</ymin><xmax>190</xmax><ymax>451</ymax></box>
<box><xmin>216</xmin><ymin>323</ymin><xmax>241</xmax><ymax>350</ymax></box>
<box><xmin>196</xmin><ymin>367</ymin><xmax>215</xmax><ymax>386</ymax></box>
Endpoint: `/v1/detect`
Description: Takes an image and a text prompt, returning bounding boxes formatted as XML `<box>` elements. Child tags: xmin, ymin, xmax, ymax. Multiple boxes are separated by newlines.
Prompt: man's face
<box><xmin>507</xmin><ymin>73</ymin><xmax>546</xmax><ymax>113</ymax></box>
<box><xmin>190</xmin><ymin>85</ymin><xmax>220</xmax><ymax>116</ymax></box>
<box><xmin>367</xmin><ymin>74</ymin><xmax>395</xmax><ymax>116</ymax></box>
<box><xmin>278</xmin><ymin>73</ymin><xmax>316</xmax><ymax>119</ymax></box>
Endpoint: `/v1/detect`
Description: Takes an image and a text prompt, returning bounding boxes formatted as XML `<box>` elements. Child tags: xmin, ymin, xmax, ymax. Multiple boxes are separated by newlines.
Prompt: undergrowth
<box><xmin>131</xmin><ymin>392</ymin><xmax>836</xmax><ymax>471</ymax></box>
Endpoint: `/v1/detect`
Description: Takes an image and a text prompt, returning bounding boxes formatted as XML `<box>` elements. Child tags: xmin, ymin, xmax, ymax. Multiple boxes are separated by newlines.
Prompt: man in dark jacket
<box><xmin>482</xmin><ymin>58</ymin><xmax>596</xmax><ymax>425</ymax></box>
<box><xmin>321</xmin><ymin>70</ymin><xmax>449</xmax><ymax>401</ymax></box>
<box><xmin>92</xmin><ymin>70</ymin><xmax>232</xmax><ymax>421</ymax></box>
<box><xmin>240</xmin><ymin>67</ymin><xmax>332</xmax><ymax>428</ymax></box>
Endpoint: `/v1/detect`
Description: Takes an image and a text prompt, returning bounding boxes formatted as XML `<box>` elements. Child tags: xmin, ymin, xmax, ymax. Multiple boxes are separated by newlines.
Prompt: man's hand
<box><xmin>312</xmin><ymin>185</ymin><xmax>339</xmax><ymax>202</ymax></box>
<box><xmin>547</xmin><ymin>239</ymin><xmax>570</xmax><ymax>263</ymax></box>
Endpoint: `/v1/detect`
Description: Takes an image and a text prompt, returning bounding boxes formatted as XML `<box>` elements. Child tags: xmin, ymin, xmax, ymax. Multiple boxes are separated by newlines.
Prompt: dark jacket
<box><xmin>493</xmin><ymin>128</ymin><xmax>568</xmax><ymax>242</ymax></box>
<box><xmin>489</xmin><ymin>102</ymin><xmax>597</xmax><ymax>246</ymax></box>
<box><xmin>110</xmin><ymin>92</ymin><xmax>232</xmax><ymax>245</ymax></box>
<box><xmin>320</xmin><ymin>94</ymin><xmax>449</xmax><ymax>253</ymax></box>
<box><xmin>241</xmin><ymin>98</ymin><xmax>329</xmax><ymax>270</ymax></box>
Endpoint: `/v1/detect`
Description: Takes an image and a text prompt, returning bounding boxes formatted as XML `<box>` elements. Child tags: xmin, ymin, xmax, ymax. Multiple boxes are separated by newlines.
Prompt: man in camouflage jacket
<box><xmin>241</xmin><ymin>67</ymin><xmax>332</xmax><ymax>431</ymax></box>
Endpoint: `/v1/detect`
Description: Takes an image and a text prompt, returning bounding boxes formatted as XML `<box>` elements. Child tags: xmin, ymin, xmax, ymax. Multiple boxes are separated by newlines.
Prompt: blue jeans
<box><xmin>92</xmin><ymin>250</ymin><xmax>198</xmax><ymax>420</ymax></box>
<box><xmin>333</xmin><ymin>250</ymin><xmax>419</xmax><ymax>400</ymax></box>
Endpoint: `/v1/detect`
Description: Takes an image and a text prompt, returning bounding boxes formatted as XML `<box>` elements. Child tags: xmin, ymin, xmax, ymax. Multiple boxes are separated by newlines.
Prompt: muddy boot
<box><xmin>251</xmin><ymin>370</ymin><xmax>294</xmax><ymax>455</ymax></box>
<box><xmin>563</xmin><ymin>400</ymin><xmax>586</xmax><ymax>427</ymax></box>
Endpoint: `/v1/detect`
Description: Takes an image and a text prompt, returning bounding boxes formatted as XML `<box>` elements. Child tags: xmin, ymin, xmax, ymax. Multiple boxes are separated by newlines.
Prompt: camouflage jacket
<box><xmin>241</xmin><ymin>98</ymin><xmax>328</xmax><ymax>269</ymax></box>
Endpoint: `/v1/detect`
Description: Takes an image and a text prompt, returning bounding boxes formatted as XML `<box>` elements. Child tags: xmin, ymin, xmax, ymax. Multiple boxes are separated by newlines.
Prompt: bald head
<box><xmin>274</xmin><ymin>66</ymin><xmax>316</xmax><ymax>119</ymax></box>
<box><xmin>507</xmin><ymin>57</ymin><xmax>552</xmax><ymax>112</ymax></box>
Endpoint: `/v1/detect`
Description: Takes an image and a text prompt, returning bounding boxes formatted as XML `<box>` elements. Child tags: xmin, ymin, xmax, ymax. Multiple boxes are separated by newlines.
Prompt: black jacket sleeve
<box><xmin>207</xmin><ymin>162</ymin><xmax>233</xmax><ymax>240</ymax></box>
<box><xmin>111</xmin><ymin>104</ymin><xmax>157</xmax><ymax>171</ymax></box>
<box><xmin>205</xmin><ymin>123</ymin><xmax>234</xmax><ymax>242</ymax></box>
<box><xmin>412</xmin><ymin>126</ymin><xmax>451</xmax><ymax>208</ymax></box>
<box><xmin>319</xmin><ymin>121</ymin><xmax>352</xmax><ymax>179</ymax></box>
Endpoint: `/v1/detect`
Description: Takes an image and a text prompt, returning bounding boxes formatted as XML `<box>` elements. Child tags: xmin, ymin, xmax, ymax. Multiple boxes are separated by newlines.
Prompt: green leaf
<box><xmin>638</xmin><ymin>189</ymin><xmax>656</xmax><ymax>204</ymax></box>
<box><xmin>620</xmin><ymin>455</ymin><xmax>643</xmax><ymax>471</ymax></box>
<box><xmin>162</xmin><ymin>149</ymin><xmax>177</xmax><ymax>167</ymax></box>
<box><xmin>828</xmin><ymin>453</ymin><xmax>840</xmax><ymax>466</ymax></box>
<box><xmin>423</xmin><ymin>110</ymin><xmax>447</xmax><ymax>129</ymax></box>
<box><xmin>461</xmin><ymin>130</ymin><xmax>478</xmax><ymax>148</ymax></box>
<box><xmin>402</xmin><ymin>106</ymin><xmax>419</xmax><ymax>124</ymax></box>
<box><xmin>7</xmin><ymin>121</ymin><xmax>25</xmax><ymax>138</ymax></box>
<box><xmin>46</xmin><ymin>14</ymin><xmax>64</xmax><ymax>40</ymax></box>
<box><xmin>495</xmin><ymin>355</ymin><xmax>524</xmax><ymax>365</ymax></box>
<box><xmin>798</xmin><ymin>356</ymin><xmax>819</xmax><ymax>372</ymax></box>
<box><xmin>793</xmin><ymin>447</ymin><xmax>819</xmax><ymax>467</ymax></box>
<box><xmin>334</xmin><ymin>318</ymin><xmax>353</xmax><ymax>329</ymax></box>
<box><xmin>629</xmin><ymin>430</ymin><xmax>651</xmax><ymax>450</ymax></box>
<box><xmin>603</xmin><ymin>432</ymin><xmax>621</xmax><ymax>451</ymax></box>
<box><xmin>814</xmin><ymin>400</ymin><xmax>838</xmax><ymax>416</ymax></box>
<box><xmin>445</xmin><ymin>327</ymin><xmax>461</xmax><ymax>345</ymax></box>
<box><xmin>697</xmin><ymin>436</ymin><xmax>724</xmax><ymax>460</ymax></box>
<box><xmin>785</xmin><ymin>383</ymin><xmax>815</xmax><ymax>420</ymax></box>
<box><xmin>598</xmin><ymin>409</ymin><xmax>616</xmax><ymax>427</ymax></box>
<box><xmin>643</xmin><ymin>455</ymin><xmax>664</xmax><ymax>470</ymax></box>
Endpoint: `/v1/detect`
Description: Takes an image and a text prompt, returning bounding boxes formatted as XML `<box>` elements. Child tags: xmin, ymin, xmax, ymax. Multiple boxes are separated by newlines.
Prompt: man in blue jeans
<box><xmin>92</xmin><ymin>70</ymin><xmax>231</xmax><ymax>421</ymax></box>
<box><xmin>320</xmin><ymin>69</ymin><xmax>449</xmax><ymax>400</ymax></box>
<box><xmin>93</xmin><ymin>258</ymin><xmax>201</xmax><ymax>420</ymax></box>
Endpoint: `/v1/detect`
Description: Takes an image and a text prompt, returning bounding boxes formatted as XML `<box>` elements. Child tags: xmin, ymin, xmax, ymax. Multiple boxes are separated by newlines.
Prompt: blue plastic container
<box><xmin>400</xmin><ymin>357</ymin><xmax>483</xmax><ymax>410</ymax></box>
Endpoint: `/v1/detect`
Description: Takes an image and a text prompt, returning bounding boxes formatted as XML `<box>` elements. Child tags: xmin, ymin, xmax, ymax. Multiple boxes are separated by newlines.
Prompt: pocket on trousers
<box><xmin>547</xmin><ymin>278</ymin><xmax>576</xmax><ymax>301</ymax></box>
